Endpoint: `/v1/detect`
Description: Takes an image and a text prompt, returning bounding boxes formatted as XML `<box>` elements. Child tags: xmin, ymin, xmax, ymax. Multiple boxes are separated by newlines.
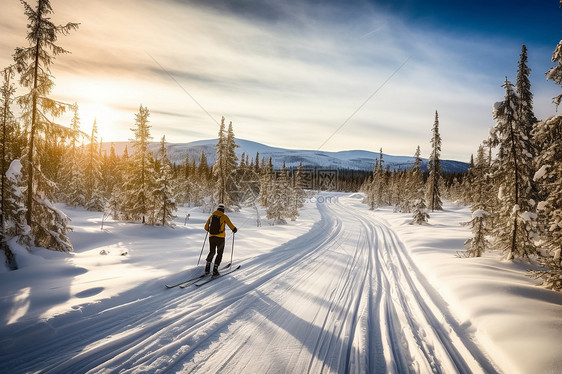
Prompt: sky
<box><xmin>1</xmin><ymin>0</ymin><xmax>560</xmax><ymax>161</ymax></box>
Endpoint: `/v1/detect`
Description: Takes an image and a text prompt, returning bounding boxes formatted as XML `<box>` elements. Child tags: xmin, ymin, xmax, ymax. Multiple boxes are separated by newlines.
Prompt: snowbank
<box><xmin>373</xmin><ymin>203</ymin><xmax>562</xmax><ymax>374</ymax></box>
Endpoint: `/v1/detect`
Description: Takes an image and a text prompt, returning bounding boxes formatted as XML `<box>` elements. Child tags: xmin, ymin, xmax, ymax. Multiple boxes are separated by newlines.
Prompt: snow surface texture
<box><xmin>1</xmin><ymin>194</ymin><xmax>560</xmax><ymax>373</ymax></box>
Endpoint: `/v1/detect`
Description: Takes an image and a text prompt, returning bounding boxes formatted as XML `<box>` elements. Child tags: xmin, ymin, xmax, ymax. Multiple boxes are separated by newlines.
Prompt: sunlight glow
<box><xmin>76</xmin><ymin>81</ymin><xmax>122</xmax><ymax>141</ymax></box>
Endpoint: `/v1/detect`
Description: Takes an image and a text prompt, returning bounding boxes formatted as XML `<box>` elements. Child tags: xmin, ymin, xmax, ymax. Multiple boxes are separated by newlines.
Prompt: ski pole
<box><xmin>230</xmin><ymin>232</ymin><xmax>235</xmax><ymax>265</ymax></box>
<box><xmin>197</xmin><ymin>231</ymin><xmax>208</xmax><ymax>266</ymax></box>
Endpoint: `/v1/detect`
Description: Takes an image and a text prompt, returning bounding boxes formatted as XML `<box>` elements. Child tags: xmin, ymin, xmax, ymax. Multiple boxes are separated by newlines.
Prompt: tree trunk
<box><xmin>26</xmin><ymin>36</ymin><xmax>41</xmax><ymax>228</ymax></box>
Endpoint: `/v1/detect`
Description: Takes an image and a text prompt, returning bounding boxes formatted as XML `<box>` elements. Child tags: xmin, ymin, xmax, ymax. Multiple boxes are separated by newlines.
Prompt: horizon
<box><xmin>102</xmin><ymin>137</ymin><xmax>471</xmax><ymax>165</ymax></box>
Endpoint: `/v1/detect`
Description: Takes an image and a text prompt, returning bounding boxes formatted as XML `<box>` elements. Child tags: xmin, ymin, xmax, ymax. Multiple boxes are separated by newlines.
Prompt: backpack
<box><xmin>209</xmin><ymin>215</ymin><xmax>223</xmax><ymax>235</ymax></box>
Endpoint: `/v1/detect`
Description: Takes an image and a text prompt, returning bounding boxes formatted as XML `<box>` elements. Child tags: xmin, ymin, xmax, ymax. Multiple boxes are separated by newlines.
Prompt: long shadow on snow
<box><xmin>0</xmin><ymin>205</ymin><xmax>336</xmax><ymax>373</ymax></box>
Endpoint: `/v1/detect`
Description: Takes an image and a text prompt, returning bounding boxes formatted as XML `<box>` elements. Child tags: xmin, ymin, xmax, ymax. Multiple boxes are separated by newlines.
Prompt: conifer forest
<box><xmin>1</xmin><ymin>1</ymin><xmax>561</xmax><ymax>373</ymax></box>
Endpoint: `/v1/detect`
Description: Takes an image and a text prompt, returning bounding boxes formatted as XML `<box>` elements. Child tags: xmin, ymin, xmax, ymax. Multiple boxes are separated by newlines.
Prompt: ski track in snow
<box><xmin>1</xmin><ymin>195</ymin><xmax>498</xmax><ymax>373</ymax></box>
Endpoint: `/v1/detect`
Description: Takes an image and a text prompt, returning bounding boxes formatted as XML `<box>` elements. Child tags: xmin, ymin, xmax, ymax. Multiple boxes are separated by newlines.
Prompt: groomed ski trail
<box><xmin>1</xmin><ymin>194</ymin><xmax>498</xmax><ymax>373</ymax></box>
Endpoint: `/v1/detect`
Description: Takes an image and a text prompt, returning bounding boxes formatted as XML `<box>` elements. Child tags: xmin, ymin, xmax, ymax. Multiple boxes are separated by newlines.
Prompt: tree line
<box><xmin>461</xmin><ymin>38</ymin><xmax>562</xmax><ymax>291</ymax></box>
<box><xmin>360</xmin><ymin>34</ymin><xmax>561</xmax><ymax>291</ymax></box>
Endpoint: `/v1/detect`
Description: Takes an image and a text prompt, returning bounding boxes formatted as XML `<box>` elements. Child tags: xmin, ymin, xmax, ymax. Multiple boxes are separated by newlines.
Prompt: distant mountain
<box><xmin>102</xmin><ymin>138</ymin><xmax>469</xmax><ymax>173</ymax></box>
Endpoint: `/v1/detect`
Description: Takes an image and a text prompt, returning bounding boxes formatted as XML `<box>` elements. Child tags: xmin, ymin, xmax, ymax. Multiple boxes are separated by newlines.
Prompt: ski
<box><xmin>166</xmin><ymin>274</ymin><xmax>206</xmax><ymax>289</ymax></box>
<box><xmin>195</xmin><ymin>265</ymin><xmax>241</xmax><ymax>287</ymax></box>
<box><xmin>179</xmin><ymin>274</ymin><xmax>210</xmax><ymax>288</ymax></box>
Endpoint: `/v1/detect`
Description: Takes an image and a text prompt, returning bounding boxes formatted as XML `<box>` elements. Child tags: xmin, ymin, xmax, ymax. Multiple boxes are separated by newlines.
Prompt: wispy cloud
<box><xmin>1</xmin><ymin>0</ymin><xmax>558</xmax><ymax>161</ymax></box>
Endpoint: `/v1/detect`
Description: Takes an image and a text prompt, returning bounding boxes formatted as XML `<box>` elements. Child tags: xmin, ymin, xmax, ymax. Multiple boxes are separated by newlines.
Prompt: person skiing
<box><xmin>204</xmin><ymin>203</ymin><xmax>237</xmax><ymax>276</ymax></box>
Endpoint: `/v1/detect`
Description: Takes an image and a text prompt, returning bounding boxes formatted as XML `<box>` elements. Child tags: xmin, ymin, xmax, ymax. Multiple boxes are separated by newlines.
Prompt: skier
<box><xmin>204</xmin><ymin>203</ymin><xmax>237</xmax><ymax>276</ymax></box>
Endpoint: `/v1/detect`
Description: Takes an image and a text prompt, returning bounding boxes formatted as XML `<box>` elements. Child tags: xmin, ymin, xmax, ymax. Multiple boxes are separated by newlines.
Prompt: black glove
<box><xmin>232</xmin><ymin>227</ymin><xmax>238</xmax><ymax>234</ymax></box>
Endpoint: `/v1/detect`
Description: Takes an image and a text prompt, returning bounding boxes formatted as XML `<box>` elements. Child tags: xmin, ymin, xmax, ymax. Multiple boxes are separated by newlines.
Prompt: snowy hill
<box><xmin>102</xmin><ymin>139</ymin><xmax>470</xmax><ymax>173</ymax></box>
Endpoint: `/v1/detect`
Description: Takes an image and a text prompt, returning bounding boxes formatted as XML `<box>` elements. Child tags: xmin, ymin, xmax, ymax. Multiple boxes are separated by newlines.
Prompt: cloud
<box><xmin>2</xmin><ymin>0</ymin><xmax>558</xmax><ymax>161</ymax></box>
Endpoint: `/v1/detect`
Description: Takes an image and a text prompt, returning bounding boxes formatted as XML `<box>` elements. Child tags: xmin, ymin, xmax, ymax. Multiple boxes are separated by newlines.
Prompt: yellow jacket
<box><xmin>204</xmin><ymin>210</ymin><xmax>236</xmax><ymax>238</ymax></box>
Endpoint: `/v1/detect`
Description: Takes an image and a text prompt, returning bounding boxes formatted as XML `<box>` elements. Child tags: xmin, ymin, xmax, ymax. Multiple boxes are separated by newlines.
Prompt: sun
<box><xmin>75</xmin><ymin>81</ymin><xmax>127</xmax><ymax>142</ymax></box>
<box><xmin>80</xmin><ymin>101</ymin><xmax>119</xmax><ymax>140</ymax></box>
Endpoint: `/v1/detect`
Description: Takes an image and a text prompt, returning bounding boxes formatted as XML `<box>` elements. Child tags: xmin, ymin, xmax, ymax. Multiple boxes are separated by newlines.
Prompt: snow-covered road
<box><xmin>1</xmin><ymin>194</ymin><xmax>500</xmax><ymax>373</ymax></box>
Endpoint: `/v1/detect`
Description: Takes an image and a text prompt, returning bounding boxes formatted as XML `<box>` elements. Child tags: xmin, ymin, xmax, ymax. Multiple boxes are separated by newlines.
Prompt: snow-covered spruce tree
<box><xmin>4</xmin><ymin>160</ymin><xmax>33</xmax><ymax>250</ymax></box>
<box><xmin>545</xmin><ymin>14</ymin><xmax>562</xmax><ymax>109</ymax></box>
<box><xmin>364</xmin><ymin>160</ymin><xmax>378</xmax><ymax>210</ymax></box>
<box><xmin>259</xmin><ymin>157</ymin><xmax>275</xmax><ymax>208</ymax></box>
<box><xmin>490</xmin><ymin>78</ymin><xmax>537</xmax><ymax>260</ymax></box>
<box><xmin>409</xmin><ymin>146</ymin><xmax>429</xmax><ymax>224</ymax></box>
<box><xmin>107</xmin><ymin>145</ymin><xmax>129</xmax><ymax>220</ymax></box>
<box><xmin>516</xmin><ymin>45</ymin><xmax>538</xmax><ymax>137</ymax></box>
<box><xmin>529</xmin><ymin>28</ymin><xmax>562</xmax><ymax>290</ymax></box>
<box><xmin>266</xmin><ymin>163</ymin><xmax>291</xmax><ymax>224</ymax></box>
<box><xmin>372</xmin><ymin>150</ymin><xmax>386</xmax><ymax>209</ymax></box>
<box><xmin>375</xmin><ymin>149</ymin><xmax>386</xmax><ymax>206</ymax></box>
<box><xmin>59</xmin><ymin>104</ymin><xmax>85</xmax><ymax>207</ymax></box>
<box><xmin>153</xmin><ymin>136</ymin><xmax>177</xmax><ymax>227</ymax></box>
<box><xmin>1</xmin><ymin>67</ymin><xmax>17</xmax><ymax>226</ymax></box>
<box><xmin>14</xmin><ymin>0</ymin><xmax>78</xmax><ymax>251</ymax></box>
<box><xmin>389</xmin><ymin>171</ymin><xmax>403</xmax><ymax>210</ymax></box>
<box><xmin>1</xmin><ymin>66</ymin><xmax>19</xmax><ymax>267</ymax></box>
<box><xmin>213</xmin><ymin>117</ymin><xmax>239</xmax><ymax>206</ymax></box>
<box><xmin>426</xmin><ymin>110</ymin><xmax>443</xmax><ymax>211</ymax></box>
<box><xmin>411</xmin><ymin>196</ymin><xmax>430</xmax><ymax>225</ymax></box>
<box><xmin>214</xmin><ymin>117</ymin><xmax>227</xmax><ymax>205</ymax></box>
<box><xmin>84</xmin><ymin>120</ymin><xmax>104</xmax><ymax>211</ymax></box>
<box><xmin>531</xmin><ymin>115</ymin><xmax>562</xmax><ymax>290</ymax></box>
<box><xmin>121</xmin><ymin>105</ymin><xmax>155</xmax><ymax>224</ymax></box>
<box><xmin>100</xmin><ymin>142</ymin><xmax>120</xmax><ymax>208</ymax></box>
<box><xmin>462</xmin><ymin>145</ymin><xmax>491</xmax><ymax>257</ymax></box>
<box><xmin>292</xmin><ymin>162</ymin><xmax>306</xmax><ymax>216</ymax></box>
<box><xmin>191</xmin><ymin>151</ymin><xmax>212</xmax><ymax>207</ymax></box>
<box><xmin>176</xmin><ymin>154</ymin><xmax>192</xmax><ymax>205</ymax></box>
<box><xmin>213</xmin><ymin>118</ymin><xmax>227</xmax><ymax>203</ymax></box>
<box><xmin>515</xmin><ymin>45</ymin><xmax>539</xmax><ymax>205</ymax></box>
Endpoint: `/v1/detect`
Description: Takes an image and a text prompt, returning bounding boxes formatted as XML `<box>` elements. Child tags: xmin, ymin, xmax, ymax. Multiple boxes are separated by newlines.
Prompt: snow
<box><xmin>472</xmin><ymin>209</ymin><xmax>488</xmax><ymax>219</ymax></box>
<box><xmin>537</xmin><ymin>201</ymin><xmax>548</xmax><ymax>211</ymax></box>
<box><xmin>5</xmin><ymin>159</ymin><xmax>22</xmax><ymax>182</ymax></box>
<box><xmin>520</xmin><ymin>211</ymin><xmax>537</xmax><ymax>222</ymax></box>
<box><xmin>1</xmin><ymin>194</ymin><xmax>561</xmax><ymax>373</ymax></box>
<box><xmin>533</xmin><ymin>165</ymin><xmax>548</xmax><ymax>181</ymax></box>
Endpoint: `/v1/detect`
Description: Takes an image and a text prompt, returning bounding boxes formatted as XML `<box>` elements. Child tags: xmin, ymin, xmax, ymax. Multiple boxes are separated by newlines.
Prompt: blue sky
<box><xmin>1</xmin><ymin>0</ymin><xmax>560</xmax><ymax>161</ymax></box>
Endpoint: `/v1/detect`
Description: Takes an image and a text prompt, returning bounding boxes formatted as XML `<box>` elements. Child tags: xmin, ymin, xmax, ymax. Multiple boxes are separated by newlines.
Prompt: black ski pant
<box><xmin>206</xmin><ymin>236</ymin><xmax>225</xmax><ymax>266</ymax></box>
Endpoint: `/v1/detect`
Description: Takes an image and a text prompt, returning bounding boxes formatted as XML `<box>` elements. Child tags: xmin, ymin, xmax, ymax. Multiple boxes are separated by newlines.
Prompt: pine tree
<box><xmin>529</xmin><ymin>26</ymin><xmax>562</xmax><ymax>290</ymax></box>
<box><xmin>4</xmin><ymin>160</ymin><xmax>32</xmax><ymax>250</ymax></box>
<box><xmin>1</xmin><ymin>67</ymin><xmax>20</xmax><ymax>267</ymax></box>
<box><xmin>214</xmin><ymin>117</ymin><xmax>227</xmax><ymax>204</ymax></box>
<box><xmin>84</xmin><ymin>120</ymin><xmax>104</xmax><ymax>211</ymax></box>
<box><xmin>1</xmin><ymin>67</ymin><xmax>16</xmax><ymax>236</ymax></box>
<box><xmin>100</xmin><ymin>142</ymin><xmax>120</xmax><ymax>205</ymax></box>
<box><xmin>266</xmin><ymin>163</ymin><xmax>291</xmax><ymax>224</ymax></box>
<box><xmin>13</xmin><ymin>0</ymin><xmax>78</xmax><ymax>251</ymax></box>
<box><xmin>154</xmin><ymin>136</ymin><xmax>177</xmax><ymax>226</ymax></box>
<box><xmin>213</xmin><ymin>117</ymin><xmax>239</xmax><ymax>206</ymax></box>
<box><xmin>121</xmin><ymin>105</ymin><xmax>155</xmax><ymax>223</ymax></box>
<box><xmin>409</xmin><ymin>146</ymin><xmax>429</xmax><ymax>224</ymax></box>
<box><xmin>545</xmin><ymin>14</ymin><xmax>562</xmax><ymax>109</ymax></box>
<box><xmin>59</xmin><ymin>104</ymin><xmax>85</xmax><ymax>207</ymax></box>
<box><xmin>293</xmin><ymin>162</ymin><xmax>306</xmax><ymax>213</ymax></box>
<box><xmin>427</xmin><ymin>110</ymin><xmax>443</xmax><ymax>211</ymax></box>
<box><xmin>531</xmin><ymin>115</ymin><xmax>562</xmax><ymax>290</ymax></box>
<box><xmin>108</xmin><ymin>145</ymin><xmax>128</xmax><ymax>220</ymax></box>
<box><xmin>490</xmin><ymin>78</ymin><xmax>537</xmax><ymax>260</ymax></box>
<box><xmin>373</xmin><ymin>150</ymin><xmax>385</xmax><ymax>208</ymax></box>
<box><xmin>515</xmin><ymin>45</ymin><xmax>539</xmax><ymax>209</ymax></box>
<box><xmin>462</xmin><ymin>145</ymin><xmax>491</xmax><ymax>257</ymax></box>
<box><xmin>516</xmin><ymin>45</ymin><xmax>538</xmax><ymax>135</ymax></box>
